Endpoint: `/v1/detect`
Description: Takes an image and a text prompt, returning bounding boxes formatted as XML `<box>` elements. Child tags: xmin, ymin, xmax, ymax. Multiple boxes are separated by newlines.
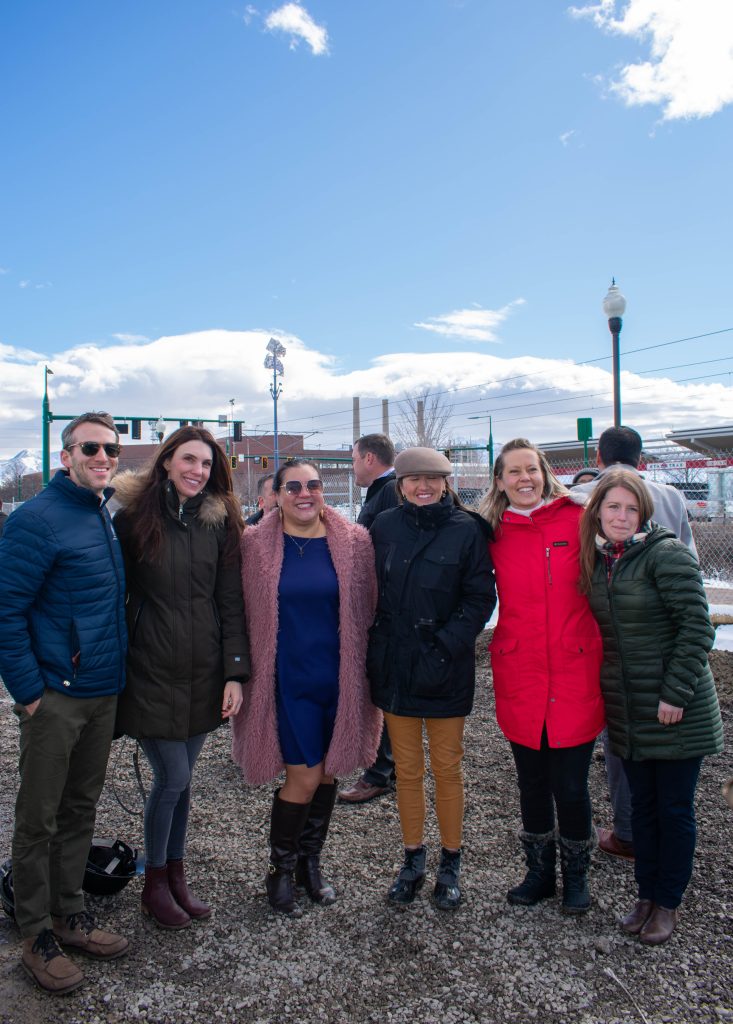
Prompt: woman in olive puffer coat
<box><xmin>579</xmin><ymin>469</ymin><xmax>723</xmax><ymax>946</ymax></box>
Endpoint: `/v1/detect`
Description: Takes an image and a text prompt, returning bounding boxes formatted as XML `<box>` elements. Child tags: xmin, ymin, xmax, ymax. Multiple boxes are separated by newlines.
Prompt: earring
<box><xmin>278</xmin><ymin>506</ymin><xmax>283</xmax><ymax>522</ymax></box>
<box><xmin>319</xmin><ymin>508</ymin><xmax>325</xmax><ymax>521</ymax></box>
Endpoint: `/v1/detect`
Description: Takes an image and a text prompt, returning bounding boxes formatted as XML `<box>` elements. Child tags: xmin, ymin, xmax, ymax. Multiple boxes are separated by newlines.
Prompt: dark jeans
<box><xmin>140</xmin><ymin>734</ymin><xmax>207</xmax><ymax>867</ymax></box>
<box><xmin>510</xmin><ymin>729</ymin><xmax>595</xmax><ymax>840</ymax></box>
<box><xmin>623</xmin><ymin>756</ymin><xmax>703</xmax><ymax>909</ymax></box>
<box><xmin>362</xmin><ymin>723</ymin><xmax>396</xmax><ymax>787</ymax></box>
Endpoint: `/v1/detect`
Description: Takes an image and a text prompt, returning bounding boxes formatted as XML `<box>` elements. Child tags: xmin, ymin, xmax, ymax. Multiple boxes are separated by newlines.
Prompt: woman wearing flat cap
<box><xmin>367</xmin><ymin>447</ymin><xmax>496</xmax><ymax>909</ymax></box>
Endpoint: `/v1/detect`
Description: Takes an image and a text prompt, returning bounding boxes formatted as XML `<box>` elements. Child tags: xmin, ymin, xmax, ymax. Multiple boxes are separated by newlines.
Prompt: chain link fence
<box><xmin>303</xmin><ymin>442</ymin><xmax>733</xmax><ymax>595</ymax></box>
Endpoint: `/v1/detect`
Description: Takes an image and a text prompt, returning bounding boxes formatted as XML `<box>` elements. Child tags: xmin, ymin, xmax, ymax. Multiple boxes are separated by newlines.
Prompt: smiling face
<box><xmin>278</xmin><ymin>464</ymin><xmax>325</xmax><ymax>533</ymax></box>
<box><xmin>599</xmin><ymin>485</ymin><xmax>641</xmax><ymax>543</ymax></box>
<box><xmin>496</xmin><ymin>448</ymin><xmax>545</xmax><ymax>509</ymax></box>
<box><xmin>164</xmin><ymin>440</ymin><xmax>213</xmax><ymax>500</ymax></box>
<box><xmin>60</xmin><ymin>422</ymin><xmax>120</xmax><ymax>495</ymax></box>
<box><xmin>399</xmin><ymin>474</ymin><xmax>446</xmax><ymax>506</ymax></box>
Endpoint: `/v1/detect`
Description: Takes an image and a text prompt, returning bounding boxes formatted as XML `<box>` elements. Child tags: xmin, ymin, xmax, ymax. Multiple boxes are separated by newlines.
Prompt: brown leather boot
<box><xmin>640</xmin><ymin>904</ymin><xmax>679</xmax><ymax>945</ymax></box>
<box><xmin>167</xmin><ymin>860</ymin><xmax>211</xmax><ymax>920</ymax></box>
<box><xmin>141</xmin><ymin>865</ymin><xmax>191</xmax><ymax>929</ymax></box>
<box><xmin>620</xmin><ymin>899</ymin><xmax>654</xmax><ymax>935</ymax></box>
<box><xmin>51</xmin><ymin>910</ymin><xmax>128</xmax><ymax>959</ymax></box>
<box><xmin>22</xmin><ymin>928</ymin><xmax>84</xmax><ymax>995</ymax></box>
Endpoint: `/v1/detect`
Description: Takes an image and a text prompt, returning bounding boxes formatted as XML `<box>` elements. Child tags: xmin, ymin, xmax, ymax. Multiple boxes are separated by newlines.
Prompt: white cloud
<box><xmin>570</xmin><ymin>0</ymin><xmax>733</xmax><ymax>119</ymax></box>
<box><xmin>0</xmin><ymin>328</ymin><xmax>730</xmax><ymax>458</ymax></box>
<box><xmin>559</xmin><ymin>129</ymin><xmax>577</xmax><ymax>146</ymax></box>
<box><xmin>112</xmin><ymin>333</ymin><xmax>150</xmax><ymax>344</ymax></box>
<box><xmin>265</xmin><ymin>3</ymin><xmax>329</xmax><ymax>55</ymax></box>
<box><xmin>414</xmin><ymin>300</ymin><xmax>525</xmax><ymax>343</ymax></box>
<box><xmin>19</xmin><ymin>280</ymin><xmax>30</xmax><ymax>289</ymax></box>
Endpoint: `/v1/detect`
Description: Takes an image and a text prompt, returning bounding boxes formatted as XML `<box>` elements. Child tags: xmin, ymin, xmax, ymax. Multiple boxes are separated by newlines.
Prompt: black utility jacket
<box><xmin>367</xmin><ymin>494</ymin><xmax>496</xmax><ymax>718</ymax></box>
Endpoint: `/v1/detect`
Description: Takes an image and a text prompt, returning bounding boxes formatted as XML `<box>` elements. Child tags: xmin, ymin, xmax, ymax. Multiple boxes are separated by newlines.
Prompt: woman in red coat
<box><xmin>479</xmin><ymin>438</ymin><xmax>604</xmax><ymax>914</ymax></box>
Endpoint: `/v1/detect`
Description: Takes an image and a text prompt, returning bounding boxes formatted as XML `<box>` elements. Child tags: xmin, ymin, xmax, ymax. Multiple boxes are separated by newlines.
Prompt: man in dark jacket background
<box><xmin>245</xmin><ymin>472</ymin><xmax>276</xmax><ymax>526</ymax></box>
<box><xmin>339</xmin><ymin>433</ymin><xmax>400</xmax><ymax>803</ymax></box>
<box><xmin>0</xmin><ymin>412</ymin><xmax>129</xmax><ymax>994</ymax></box>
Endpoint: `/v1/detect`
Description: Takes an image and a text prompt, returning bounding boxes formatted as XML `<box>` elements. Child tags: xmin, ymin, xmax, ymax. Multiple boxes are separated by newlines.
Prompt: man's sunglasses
<box><xmin>282</xmin><ymin>479</ymin><xmax>323</xmax><ymax>495</ymax></box>
<box><xmin>65</xmin><ymin>442</ymin><xmax>122</xmax><ymax>458</ymax></box>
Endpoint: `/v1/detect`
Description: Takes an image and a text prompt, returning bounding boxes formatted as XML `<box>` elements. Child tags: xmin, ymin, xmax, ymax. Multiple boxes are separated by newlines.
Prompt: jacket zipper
<box><xmin>545</xmin><ymin>546</ymin><xmax>553</xmax><ymax>586</ymax></box>
<box><xmin>607</xmin><ymin>567</ymin><xmax>634</xmax><ymax>759</ymax></box>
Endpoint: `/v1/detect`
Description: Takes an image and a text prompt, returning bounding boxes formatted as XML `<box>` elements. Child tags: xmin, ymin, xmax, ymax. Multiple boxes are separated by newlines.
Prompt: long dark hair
<box><xmin>124</xmin><ymin>426</ymin><xmax>244</xmax><ymax>563</ymax></box>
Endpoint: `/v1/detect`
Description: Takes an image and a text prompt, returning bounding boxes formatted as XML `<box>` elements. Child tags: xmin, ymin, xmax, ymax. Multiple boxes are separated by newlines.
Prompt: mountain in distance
<box><xmin>0</xmin><ymin>449</ymin><xmax>60</xmax><ymax>484</ymax></box>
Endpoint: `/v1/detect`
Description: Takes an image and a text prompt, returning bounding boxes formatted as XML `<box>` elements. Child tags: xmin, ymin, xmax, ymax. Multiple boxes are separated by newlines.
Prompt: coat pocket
<box><xmin>557</xmin><ymin>635</ymin><xmax>603</xmax><ymax>701</ymax></box>
<box><xmin>410</xmin><ymin>639</ymin><xmax>453</xmax><ymax>699</ymax></box>
<box><xmin>488</xmin><ymin>635</ymin><xmax>519</xmax><ymax>697</ymax></box>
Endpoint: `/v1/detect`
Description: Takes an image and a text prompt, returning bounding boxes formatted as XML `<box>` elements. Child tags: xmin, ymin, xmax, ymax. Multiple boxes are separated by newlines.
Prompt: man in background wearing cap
<box><xmin>338</xmin><ymin>433</ymin><xmax>400</xmax><ymax>804</ymax></box>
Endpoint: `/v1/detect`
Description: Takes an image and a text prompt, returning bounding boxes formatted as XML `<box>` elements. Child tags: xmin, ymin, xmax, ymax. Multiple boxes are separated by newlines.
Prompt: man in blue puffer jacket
<box><xmin>0</xmin><ymin>412</ymin><xmax>129</xmax><ymax>994</ymax></box>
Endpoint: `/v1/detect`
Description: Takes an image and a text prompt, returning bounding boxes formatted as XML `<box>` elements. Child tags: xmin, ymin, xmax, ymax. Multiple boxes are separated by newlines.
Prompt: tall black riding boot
<box><xmin>266</xmin><ymin>790</ymin><xmax>311</xmax><ymax>918</ymax></box>
<box><xmin>295</xmin><ymin>781</ymin><xmax>338</xmax><ymax>905</ymax></box>
<box><xmin>507</xmin><ymin>830</ymin><xmax>556</xmax><ymax>906</ymax></box>
<box><xmin>559</xmin><ymin>835</ymin><xmax>593</xmax><ymax>915</ymax></box>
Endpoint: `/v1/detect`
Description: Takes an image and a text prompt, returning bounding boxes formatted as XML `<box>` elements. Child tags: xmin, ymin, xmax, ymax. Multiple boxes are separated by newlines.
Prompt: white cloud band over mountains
<box><xmin>0</xmin><ymin>328</ymin><xmax>730</xmax><ymax>458</ymax></box>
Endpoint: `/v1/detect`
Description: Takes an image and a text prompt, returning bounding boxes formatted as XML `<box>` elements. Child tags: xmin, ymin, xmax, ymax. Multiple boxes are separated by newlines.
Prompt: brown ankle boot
<box><xmin>167</xmin><ymin>860</ymin><xmax>211</xmax><ymax>920</ymax></box>
<box><xmin>141</xmin><ymin>865</ymin><xmax>191</xmax><ymax>929</ymax></box>
<box><xmin>22</xmin><ymin>929</ymin><xmax>84</xmax><ymax>994</ymax></box>
<box><xmin>51</xmin><ymin>910</ymin><xmax>128</xmax><ymax>959</ymax></box>
<box><xmin>640</xmin><ymin>905</ymin><xmax>679</xmax><ymax>945</ymax></box>
<box><xmin>620</xmin><ymin>899</ymin><xmax>654</xmax><ymax>935</ymax></box>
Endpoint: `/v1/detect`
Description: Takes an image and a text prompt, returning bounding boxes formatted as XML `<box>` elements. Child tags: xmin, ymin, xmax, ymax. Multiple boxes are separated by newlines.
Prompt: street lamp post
<box><xmin>42</xmin><ymin>365</ymin><xmax>54</xmax><ymax>486</ymax></box>
<box><xmin>467</xmin><ymin>413</ymin><xmax>494</xmax><ymax>472</ymax></box>
<box><xmin>603</xmin><ymin>279</ymin><xmax>627</xmax><ymax>427</ymax></box>
<box><xmin>264</xmin><ymin>338</ymin><xmax>286</xmax><ymax>469</ymax></box>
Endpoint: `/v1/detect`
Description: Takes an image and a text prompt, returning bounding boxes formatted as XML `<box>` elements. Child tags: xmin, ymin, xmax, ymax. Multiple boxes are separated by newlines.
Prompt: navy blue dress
<box><xmin>276</xmin><ymin>535</ymin><xmax>340</xmax><ymax>767</ymax></box>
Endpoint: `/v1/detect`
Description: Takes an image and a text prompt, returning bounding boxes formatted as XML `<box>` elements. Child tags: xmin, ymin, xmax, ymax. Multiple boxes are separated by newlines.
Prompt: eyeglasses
<box><xmin>65</xmin><ymin>442</ymin><xmax>122</xmax><ymax>458</ymax></box>
<box><xmin>282</xmin><ymin>479</ymin><xmax>324</xmax><ymax>495</ymax></box>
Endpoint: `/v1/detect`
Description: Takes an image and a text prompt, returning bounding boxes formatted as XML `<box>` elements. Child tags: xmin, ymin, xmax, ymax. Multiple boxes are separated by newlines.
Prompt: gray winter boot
<box><xmin>507</xmin><ymin>830</ymin><xmax>556</xmax><ymax>906</ymax></box>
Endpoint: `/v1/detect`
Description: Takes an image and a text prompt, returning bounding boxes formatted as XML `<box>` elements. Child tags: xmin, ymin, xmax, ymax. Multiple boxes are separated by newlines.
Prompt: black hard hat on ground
<box><xmin>83</xmin><ymin>838</ymin><xmax>139</xmax><ymax>896</ymax></box>
<box><xmin>1</xmin><ymin>858</ymin><xmax>14</xmax><ymax>919</ymax></box>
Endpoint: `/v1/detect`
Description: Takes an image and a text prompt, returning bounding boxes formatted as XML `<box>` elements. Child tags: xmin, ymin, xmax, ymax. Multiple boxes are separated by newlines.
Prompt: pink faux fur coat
<box><xmin>231</xmin><ymin>506</ymin><xmax>382</xmax><ymax>784</ymax></box>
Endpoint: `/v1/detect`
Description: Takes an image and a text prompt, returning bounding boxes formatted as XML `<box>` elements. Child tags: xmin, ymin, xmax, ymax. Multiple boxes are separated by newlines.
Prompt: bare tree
<box><xmin>394</xmin><ymin>388</ymin><xmax>454</xmax><ymax>450</ymax></box>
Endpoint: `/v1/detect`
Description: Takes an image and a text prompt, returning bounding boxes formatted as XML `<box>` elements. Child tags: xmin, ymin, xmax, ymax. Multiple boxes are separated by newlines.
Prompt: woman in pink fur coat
<box><xmin>231</xmin><ymin>459</ymin><xmax>381</xmax><ymax>917</ymax></box>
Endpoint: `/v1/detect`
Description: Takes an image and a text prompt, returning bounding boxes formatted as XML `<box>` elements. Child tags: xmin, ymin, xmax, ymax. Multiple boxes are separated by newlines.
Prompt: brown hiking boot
<box><xmin>51</xmin><ymin>910</ymin><xmax>129</xmax><ymax>959</ymax></box>
<box><xmin>22</xmin><ymin>928</ymin><xmax>84</xmax><ymax>994</ymax></box>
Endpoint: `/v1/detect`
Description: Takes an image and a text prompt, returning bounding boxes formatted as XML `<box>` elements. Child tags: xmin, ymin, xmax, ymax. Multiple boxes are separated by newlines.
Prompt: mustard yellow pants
<box><xmin>384</xmin><ymin>713</ymin><xmax>466</xmax><ymax>850</ymax></box>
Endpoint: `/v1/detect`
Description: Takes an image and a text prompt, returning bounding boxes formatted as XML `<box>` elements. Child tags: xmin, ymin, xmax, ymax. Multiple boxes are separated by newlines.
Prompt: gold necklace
<box><xmin>286</xmin><ymin>533</ymin><xmax>315</xmax><ymax>558</ymax></box>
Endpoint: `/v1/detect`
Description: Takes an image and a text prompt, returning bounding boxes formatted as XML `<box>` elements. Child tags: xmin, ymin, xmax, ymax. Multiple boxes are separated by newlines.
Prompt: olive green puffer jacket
<box><xmin>588</xmin><ymin>525</ymin><xmax>723</xmax><ymax>761</ymax></box>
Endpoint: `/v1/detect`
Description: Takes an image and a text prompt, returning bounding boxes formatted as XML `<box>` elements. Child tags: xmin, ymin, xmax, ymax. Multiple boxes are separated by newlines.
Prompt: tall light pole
<box><xmin>603</xmin><ymin>278</ymin><xmax>627</xmax><ymax>427</ymax></box>
<box><xmin>468</xmin><ymin>413</ymin><xmax>494</xmax><ymax>472</ymax></box>
<box><xmin>264</xmin><ymin>337</ymin><xmax>286</xmax><ymax>468</ymax></box>
<box><xmin>42</xmin><ymin>365</ymin><xmax>54</xmax><ymax>486</ymax></box>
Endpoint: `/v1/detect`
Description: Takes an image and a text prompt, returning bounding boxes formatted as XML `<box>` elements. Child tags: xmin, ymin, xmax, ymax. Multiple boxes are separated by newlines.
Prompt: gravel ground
<box><xmin>0</xmin><ymin>637</ymin><xmax>731</xmax><ymax>1024</ymax></box>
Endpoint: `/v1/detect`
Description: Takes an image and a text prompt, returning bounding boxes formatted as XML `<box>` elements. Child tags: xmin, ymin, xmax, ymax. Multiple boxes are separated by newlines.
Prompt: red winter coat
<box><xmin>488</xmin><ymin>496</ymin><xmax>604</xmax><ymax>750</ymax></box>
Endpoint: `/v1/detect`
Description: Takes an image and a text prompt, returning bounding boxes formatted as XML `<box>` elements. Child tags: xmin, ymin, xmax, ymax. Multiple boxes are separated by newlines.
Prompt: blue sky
<box><xmin>1</xmin><ymin>1</ymin><xmax>732</xmax><ymax>457</ymax></box>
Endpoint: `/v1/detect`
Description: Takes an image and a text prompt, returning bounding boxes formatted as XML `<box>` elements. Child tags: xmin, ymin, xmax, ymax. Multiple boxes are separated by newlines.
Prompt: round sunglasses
<box><xmin>65</xmin><ymin>442</ymin><xmax>122</xmax><ymax>458</ymax></box>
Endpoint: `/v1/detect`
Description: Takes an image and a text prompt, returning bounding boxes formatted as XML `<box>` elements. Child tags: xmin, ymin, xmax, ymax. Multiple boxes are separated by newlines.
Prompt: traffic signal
<box><xmin>179</xmin><ymin>420</ymin><xmax>189</xmax><ymax>428</ymax></box>
<box><xmin>443</xmin><ymin>449</ymin><xmax>451</xmax><ymax>460</ymax></box>
<box><xmin>115</xmin><ymin>422</ymin><xmax>129</xmax><ymax>435</ymax></box>
<box><xmin>233</xmin><ymin>421</ymin><xmax>243</xmax><ymax>442</ymax></box>
<box><xmin>131</xmin><ymin>419</ymin><xmax>142</xmax><ymax>440</ymax></box>
<box><xmin>230</xmin><ymin>456</ymin><xmax>237</xmax><ymax>470</ymax></box>
<box><xmin>261</xmin><ymin>456</ymin><xmax>269</xmax><ymax>469</ymax></box>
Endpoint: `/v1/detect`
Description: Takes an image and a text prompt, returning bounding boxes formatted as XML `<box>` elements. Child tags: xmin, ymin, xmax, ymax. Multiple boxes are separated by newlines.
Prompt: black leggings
<box><xmin>510</xmin><ymin>729</ymin><xmax>595</xmax><ymax>840</ymax></box>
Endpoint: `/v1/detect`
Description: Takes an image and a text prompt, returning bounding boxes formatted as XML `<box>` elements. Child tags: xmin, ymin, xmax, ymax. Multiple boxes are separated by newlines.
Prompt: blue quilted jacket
<box><xmin>0</xmin><ymin>471</ymin><xmax>127</xmax><ymax>705</ymax></box>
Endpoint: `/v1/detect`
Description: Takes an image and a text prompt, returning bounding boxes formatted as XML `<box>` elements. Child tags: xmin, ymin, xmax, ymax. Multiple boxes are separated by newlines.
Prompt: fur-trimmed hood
<box><xmin>112</xmin><ymin>470</ymin><xmax>227</xmax><ymax>528</ymax></box>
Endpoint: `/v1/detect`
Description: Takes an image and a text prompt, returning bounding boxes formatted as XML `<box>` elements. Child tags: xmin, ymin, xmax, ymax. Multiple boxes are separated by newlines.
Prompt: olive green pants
<box><xmin>12</xmin><ymin>688</ymin><xmax>117</xmax><ymax>938</ymax></box>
